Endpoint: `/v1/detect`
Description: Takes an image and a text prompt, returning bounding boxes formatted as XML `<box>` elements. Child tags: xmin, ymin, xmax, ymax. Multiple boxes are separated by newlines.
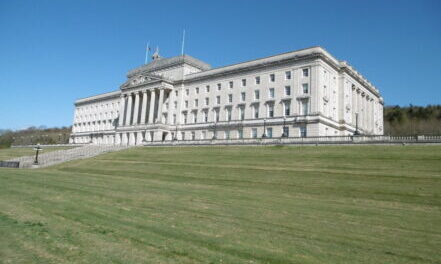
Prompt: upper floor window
<box><xmin>186</xmin><ymin>89</ymin><xmax>189</xmax><ymax>96</ymax></box>
<box><xmin>184</xmin><ymin>100</ymin><xmax>188</xmax><ymax>108</ymax></box>
<box><xmin>302</xmin><ymin>68</ymin><xmax>309</xmax><ymax>77</ymax></box>
<box><xmin>205</xmin><ymin>97</ymin><xmax>209</xmax><ymax>106</ymax></box>
<box><xmin>242</xmin><ymin>79</ymin><xmax>246</xmax><ymax>86</ymax></box>
<box><xmin>228</xmin><ymin>94</ymin><xmax>233</xmax><ymax>103</ymax></box>
<box><xmin>206</xmin><ymin>85</ymin><xmax>210</xmax><ymax>92</ymax></box>
<box><xmin>203</xmin><ymin>110</ymin><xmax>208</xmax><ymax>122</ymax></box>
<box><xmin>195</xmin><ymin>87</ymin><xmax>199</xmax><ymax>94</ymax></box>
<box><xmin>302</xmin><ymin>83</ymin><xmax>309</xmax><ymax>94</ymax></box>
<box><xmin>194</xmin><ymin>99</ymin><xmax>198</xmax><ymax>107</ymax></box>
<box><xmin>254</xmin><ymin>105</ymin><xmax>259</xmax><ymax>118</ymax></box>
<box><xmin>285</xmin><ymin>71</ymin><xmax>291</xmax><ymax>80</ymax></box>
<box><xmin>216</xmin><ymin>96</ymin><xmax>221</xmax><ymax>105</ymax></box>
<box><xmin>269</xmin><ymin>74</ymin><xmax>275</xmax><ymax>82</ymax></box>
<box><xmin>268</xmin><ymin>104</ymin><xmax>274</xmax><ymax>118</ymax></box>
<box><xmin>241</xmin><ymin>92</ymin><xmax>246</xmax><ymax>102</ymax></box>
<box><xmin>285</xmin><ymin>86</ymin><xmax>291</xmax><ymax>96</ymax></box>
<box><xmin>254</xmin><ymin>90</ymin><xmax>260</xmax><ymax>100</ymax></box>
<box><xmin>255</xmin><ymin>76</ymin><xmax>260</xmax><ymax>84</ymax></box>
<box><xmin>269</xmin><ymin>88</ymin><xmax>275</xmax><ymax>99</ymax></box>
<box><xmin>226</xmin><ymin>108</ymin><xmax>232</xmax><ymax>121</ymax></box>
<box><xmin>229</xmin><ymin>81</ymin><xmax>233</xmax><ymax>89</ymax></box>
<box><xmin>284</xmin><ymin>101</ymin><xmax>291</xmax><ymax>116</ymax></box>
<box><xmin>217</xmin><ymin>83</ymin><xmax>222</xmax><ymax>90</ymax></box>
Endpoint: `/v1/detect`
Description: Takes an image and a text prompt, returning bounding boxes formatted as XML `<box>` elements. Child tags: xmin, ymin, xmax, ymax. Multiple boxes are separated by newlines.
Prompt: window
<box><xmin>255</xmin><ymin>76</ymin><xmax>260</xmax><ymax>84</ymax></box>
<box><xmin>252</xmin><ymin>128</ymin><xmax>258</xmax><ymax>138</ymax></box>
<box><xmin>302</xmin><ymin>68</ymin><xmax>309</xmax><ymax>77</ymax></box>
<box><xmin>285</xmin><ymin>71</ymin><xmax>291</xmax><ymax>80</ymax></box>
<box><xmin>194</xmin><ymin>99</ymin><xmax>198</xmax><ymax>107</ymax></box>
<box><xmin>254</xmin><ymin>90</ymin><xmax>260</xmax><ymax>100</ymax></box>
<box><xmin>185</xmin><ymin>100</ymin><xmax>188</xmax><ymax>108</ymax></box>
<box><xmin>269</xmin><ymin>73</ymin><xmax>275</xmax><ymax>82</ymax></box>
<box><xmin>282</xmin><ymin>126</ymin><xmax>289</xmax><ymax>137</ymax></box>
<box><xmin>284</xmin><ymin>101</ymin><xmax>291</xmax><ymax>116</ymax></box>
<box><xmin>214</xmin><ymin>109</ymin><xmax>220</xmax><ymax>122</ymax></box>
<box><xmin>181</xmin><ymin>132</ymin><xmax>185</xmax><ymax>140</ymax></box>
<box><xmin>191</xmin><ymin>131</ymin><xmax>195</xmax><ymax>140</ymax></box>
<box><xmin>238</xmin><ymin>129</ymin><xmax>243</xmax><ymax>139</ymax></box>
<box><xmin>269</xmin><ymin>88</ymin><xmax>275</xmax><ymax>99</ymax></box>
<box><xmin>242</xmin><ymin>79</ymin><xmax>246</xmax><ymax>86</ymax></box>
<box><xmin>173</xmin><ymin>114</ymin><xmax>176</xmax><ymax>124</ymax></box>
<box><xmin>225</xmin><ymin>130</ymin><xmax>230</xmax><ymax>139</ymax></box>
<box><xmin>302</xmin><ymin>83</ymin><xmax>309</xmax><ymax>94</ymax></box>
<box><xmin>193</xmin><ymin>111</ymin><xmax>197</xmax><ymax>123</ymax></box>
<box><xmin>228</xmin><ymin>94</ymin><xmax>233</xmax><ymax>103</ymax></box>
<box><xmin>201</xmin><ymin>131</ymin><xmax>206</xmax><ymax>140</ymax></box>
<box><xmin>186</xmin><ymin>89</ymin><xmax>189</xmax><ymax>95</ymax></box>
<box><xmin>217</xmin><ymin>83</ymin><xmax>221</xmax><ymax>90</ymax></box>
<box><xmin>239</xmin><ymin>106</ymin><xmax>245</xmax><ymax>120</ymax></box>
<box><xmin>268</xmin><ymin>104</ymin><xmax>274</xmax><ymax>118</ymax></box>
<box><xmin>216</xmin><ymin>96</ymin><xmax>220</xmax><ymax>105</ymax></box>
<box><xmin>300</xmin><ymin>126</ymin><xmax>307</xmax><ymax>137</ymax></box>
<box><xmin>285</xmin><ymin>86</ymin><xmax>291</xmax><ymax>96</ymax></box>
<box><xmin>203</xmin><ymin>110</ymin><xmax>208</xmax><ymax>122</ymax></box>
<box><xmin>195</xmin><ymin>87</ymin><xmax>199</xmax><ymax>94</ymax></box>
<box><xmin>183</xmin><ymin>112</ymin><xmax>188</xmax><ymax>124</ymax></box>
<box><xmin>205</xmin><ymin>97</ymin><xmax>209</xmax><ymax>106</ymax></box>
<box><xmin>241</xmin><ymin>92</ymin><xmax>246</xmax><ymax>102</ymax></box>
<box><xmin>302</xmin><ymin>100</ymin><xmax>309</xmax><ymax>115</ymax></box>
<box><xmin>206</xmin><ymin>85</ymin><xmax>210</xmax><ymax>92</ymax></box>
<box><xmin>175</xmin><ymin>90</ymin><xmax>178</xmax><ymax>96</ymax></box>
<box><xmin>266</xmin><ymin>127</ymin><xmax>273</xmax><ymax>138</ymax></box>
<box><xmin>226</xmin><ymin>108</ymin><xmax>232</xmax><ymax>121</ymax></box>
<box><xmin>174</xmin><ymin>101</ymin><xmax>177</xmax><ymax>109</ymax></box>
<box><xmin>254</xmin><ymin>105</ymin><xmax>259</xmax><ymax>118</ymax></box>
<box><xmin>229</xmin><ymin>81</ymin><xmax>233</xmax><ymax>89</ymax></box>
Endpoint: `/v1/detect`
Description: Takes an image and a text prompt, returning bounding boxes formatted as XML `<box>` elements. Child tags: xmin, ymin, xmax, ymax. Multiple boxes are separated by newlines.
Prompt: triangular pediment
<box><xmin>120</xmin><ymin>73</ymin><xmax>172</xmax><ymax>89</ymax></box>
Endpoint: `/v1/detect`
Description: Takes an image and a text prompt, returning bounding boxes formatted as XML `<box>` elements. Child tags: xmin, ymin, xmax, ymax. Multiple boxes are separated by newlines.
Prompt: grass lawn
<box><xmin>0</xmin><ymin>147</ymin><xmax>73</xmax><ymax>161</ymax></box>
<box><xmin>0</xmin><ymin>145</ymin><xmax>440</xmax><ymax>263</ymax></box>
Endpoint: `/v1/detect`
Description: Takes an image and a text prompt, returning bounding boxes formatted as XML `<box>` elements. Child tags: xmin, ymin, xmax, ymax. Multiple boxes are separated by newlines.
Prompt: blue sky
<box><xmin>0</xmin><ymin>0</ymin><xmax>440</xmax><ymax>129</ymax></box>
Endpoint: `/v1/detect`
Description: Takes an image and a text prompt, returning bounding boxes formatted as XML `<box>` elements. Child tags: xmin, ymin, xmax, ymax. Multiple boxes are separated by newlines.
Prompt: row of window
<box><xmin>182</xmin><ymin>84</ymin><xmax>309</xmax><ymax>109</ymax></box>
<box><xmin>184</xmin><ymin>68</ymin><xmax>309</xmax><ymax>95</ymax></box>
<box><xmin>180</xmin><ymin>126</ymin><xmax>307</xmax><ymax>140</ymax></box>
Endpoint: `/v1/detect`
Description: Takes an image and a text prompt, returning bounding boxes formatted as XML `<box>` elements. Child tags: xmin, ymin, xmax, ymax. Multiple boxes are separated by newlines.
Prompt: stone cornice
<box><xmin>75</xmin><ymin>90</ymin><xmax>120</xmax><ymax>106</ymax></box>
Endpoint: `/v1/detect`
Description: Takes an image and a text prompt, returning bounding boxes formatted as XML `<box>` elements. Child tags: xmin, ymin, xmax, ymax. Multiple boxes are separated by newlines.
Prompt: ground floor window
<box><xmin>181</xmin><ymin>132</ymin><xmax>185</xmax><ymax>140</ymax></box>
<box><xmin>225</xmin><ymin>130</ymin><xmax>230</xmax><ymax>139</ymax></box>
<box><xmin>266</xmin><ymin>127</ymin><xmax>273</xmax><ymax>138</ymax></box>
<box><xmin>238</xmin><ymin>129</ymin><xmax>243</xmax><ymax>139</ymax></box>
<box><xmin>191</xmin><ymin>131</ymin><xmax>195</xmax><ymax>140</ymax></box>
<box><xmin>282</xmin><ymin>126</ymin><xmax>289</xmax><ymax>137</ymax></box>
<box><xmin>300</xmin><ymin>126</ymin><xmax>307</xmax><ymax>137</ymax></box>
<box><xmin>251</xmin><ymin>128</ymin><xmax>258</xmax><ymax>138</ymax></box>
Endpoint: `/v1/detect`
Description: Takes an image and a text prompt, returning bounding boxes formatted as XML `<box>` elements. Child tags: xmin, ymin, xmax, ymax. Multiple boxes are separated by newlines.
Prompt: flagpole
<box><xmin>181</xmin><ymin>30</ymin><xmax>185</xmax><ymax>56</ymax></box>
<box><xmin>145</xmin><ymin>41</ymin><xmax>150</xmax><ymax>64</ymax></box>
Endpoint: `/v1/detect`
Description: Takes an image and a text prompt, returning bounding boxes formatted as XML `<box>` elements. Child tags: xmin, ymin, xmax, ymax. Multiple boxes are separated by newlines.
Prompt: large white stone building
<box><xmin>70</xmin><ymin>46</ymin><xmax>384</xmax><ymax>145</ymax></box>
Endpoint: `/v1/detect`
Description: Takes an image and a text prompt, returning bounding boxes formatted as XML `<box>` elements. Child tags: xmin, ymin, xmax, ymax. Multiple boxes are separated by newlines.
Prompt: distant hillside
<box><xmin>384</xmin><ymin>105</ymin><xmax>441</xmax><ymax>136</ymax></box>
<box><xmin>0</xmin><ymin>126</ymin><xmax>72</xmax><ymax>148</ymax></box>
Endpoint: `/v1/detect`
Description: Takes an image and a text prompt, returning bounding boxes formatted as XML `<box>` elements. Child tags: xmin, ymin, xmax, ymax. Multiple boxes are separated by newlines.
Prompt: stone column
<box><xmin>118</xmin><ymin>95</ymin><xmax>126</xmax><ymax>126</ymax></box>
<box><xmin>125</xmin><ymin>93</ymin><xmax>133</xmax><ymax>125</ymax></box>
<box><xmin>157</xmin><ymin>89</ymin><xmax>164</xmax><ymax>123</ymax></box>
<box><xmin>148</xmin><ymin>89</ymin><xmax>156</xmax><ymax>124</ymax></box>
<box><xmin>133</xmin><ymin>92</ymin><xmax>140</xmax><ymax>125</ymax></box>
<box><xmin>140</xmin><ymin>90</ymin><xmax>148</xmax><ymax>124</ymax></box>
<box><xmin>167</xmin><ymin>89</ymin><xmax>175</xmax><ymax>124</ymax></box>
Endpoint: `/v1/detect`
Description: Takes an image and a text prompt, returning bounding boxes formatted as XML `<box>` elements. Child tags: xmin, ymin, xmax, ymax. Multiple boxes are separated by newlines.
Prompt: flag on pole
<box><xmin>145</xmin><ymin>41</ymin><xmax>150</xmax><ymax>64</ymax></box>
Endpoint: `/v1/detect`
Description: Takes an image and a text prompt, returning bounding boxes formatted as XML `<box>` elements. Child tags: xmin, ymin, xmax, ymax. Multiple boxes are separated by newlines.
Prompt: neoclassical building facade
<box><xmin>70</xmin><ymin>46</ymin><xmax>384</xmax><ymax>145</ymax></box>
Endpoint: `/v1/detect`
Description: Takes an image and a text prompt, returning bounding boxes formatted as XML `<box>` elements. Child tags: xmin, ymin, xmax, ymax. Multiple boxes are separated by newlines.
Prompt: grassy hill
<box><xmin>0</xmin><ymin>145</ymin><xmax>440</xmax><ymax>263</ymax></box>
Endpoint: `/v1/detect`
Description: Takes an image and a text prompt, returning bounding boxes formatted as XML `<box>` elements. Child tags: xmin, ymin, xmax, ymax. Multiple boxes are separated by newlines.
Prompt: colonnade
<box><xmin>351</xmin><ymin>87</ymin><xmax>376</xmax><ymax>133</ymax></box>
<box><xmin>118</xmin><ymin>88</ymin><xmax>170</xmax><ymax>127</ymax></box>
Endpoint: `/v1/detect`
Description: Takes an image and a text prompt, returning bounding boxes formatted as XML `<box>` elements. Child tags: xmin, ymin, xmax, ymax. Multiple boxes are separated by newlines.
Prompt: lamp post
<box><xmin>282</xmin><ymin>116</ymin><xmax>287</xmax><ymax>137</ymax></box>
<box><xmin>354</xmin><ymin>112</ymin><xmax>360</xmax><ymax>135</ymax></box>
<box><xmin>174</xmin><ymin>125</ymin><xmax>178</xmax><ymax>141</ymax></box>
<box><xmin>262</xmin><ymin>119</ymin><xmax>267</xmax><ymax>138</ymax></box>
<box><xmin>33</xmin><ymin>144</ymin><xmax>42</xmax><ymax>165</ymax></box>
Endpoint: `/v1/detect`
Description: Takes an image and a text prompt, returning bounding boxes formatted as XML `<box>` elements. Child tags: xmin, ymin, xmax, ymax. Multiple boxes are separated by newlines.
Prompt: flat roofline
<box><xmin>75</xmin><ymin>90</ymin><xmax>120</xmax><ymax>105</ymax></box>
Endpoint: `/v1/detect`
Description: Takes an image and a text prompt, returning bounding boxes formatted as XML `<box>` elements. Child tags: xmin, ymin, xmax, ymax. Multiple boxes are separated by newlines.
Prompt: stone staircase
<box><xmin>9</xmin><ymin>145</ymin><xmax>132</xmax><ymax>168</ymax></box>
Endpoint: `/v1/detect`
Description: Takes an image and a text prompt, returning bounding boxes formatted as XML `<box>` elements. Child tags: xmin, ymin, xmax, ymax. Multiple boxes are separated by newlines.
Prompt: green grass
<box><xmin>0</xmin><ymin>145</ymin><xmax>440</xmax><ymax>263</ymax></box>
<box><xmin>0</xmin><ymin>147</ymin><xmax>72</xmax><ymax>160</ymax></box>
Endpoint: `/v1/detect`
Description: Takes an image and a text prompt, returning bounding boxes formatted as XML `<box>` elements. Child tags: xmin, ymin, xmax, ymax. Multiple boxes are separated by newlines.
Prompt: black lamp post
<box><xmin>354</xmin><ymin>113</ymin><xmax>360</xmax><ymax>135</ymax></box>
<box><xmin>282</xmin><ymin>116</ymin><xmax>287</xmax><ymax>137</ymax></box>
<box><xmin>262</xmin><ymin>119</ymin><xmax>267</xmax><ymax>138</ymax></box>
<box><xmin>174</xmin><ymin>125</ymin><xmax>178</xmax><ymax>141</ymax></box>
<box><xmin>33</xmin><ymin>144</ymin><xmax>42</xmax><ymax>165</ymax></box>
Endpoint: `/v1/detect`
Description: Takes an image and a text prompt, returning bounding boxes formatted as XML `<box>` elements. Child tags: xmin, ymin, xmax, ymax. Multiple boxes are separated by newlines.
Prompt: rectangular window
<box><xmin>183</xmin><ymin>112</ymin><xmax>187</xmax><ymax>124</ymax></box>
<box><xmin>181</xmin><ymin>132</ymin><xmax>185</xmax><ymax>140</ymax></box>
<box><xmin>195</xmin><ymin>87</ymin><xmax>199</xmax><ymax>94</ymax></box>
<box><xmin>201</xmin><ymin>131</ymin><xmax>206</xmax><ymax>140</ymax></box>
<box><xmin>239</xmin><ymin>107</ymin><xmax>245</xmax><ymax>120</ymax></box>
<box><xmin>252</xmin><ymin>128</ymin><xmax>258</xmax><ymax>138</ymax></box>
<box><xmin>225</xmin><ymin>130</ymin><xmax>230</xmax><ymax>139</ymax></box>
<box><xmin>283</xmin><ymin>126</ymin><xmax>289</xmax><ymax>137</ymax></box>
<box><xmin>229</xmin><ymin>81</ymin><xmax>233</xmax><ymax>89</ymax></box>
<box><xmin>254</xmin><ymin>105</ymin><xmax>259</xmax><ymax>118</ymax></box>
<box><xmin>255</xmin><ymin>76</ymin><xmax>260</xmax><ymax>84</ymax></box>
<box><xmin>185</xmin><ymin>100</ymin><xmax>188</xmax><ymax>108</ymax></box>
<box><xmin>302</xmin><ymin>100</ymin><xmax>309</xmax><ymax>115</ymax></box>
<box><xmin>174</xmin><ymin>101</ymin><xmax>177</xmax><ymax>109</ymax></box>
<box><xmin>268</xmin><ymin>104</ymin><xmax>274</xmax><ymax>118</ymax></box>
<box><xmin>205</xmin><ymin>97</ymin><xmax>209</xmax><ymax>106</ymax></box>
<box><xmin>270</xmin><ymin>74</ymin><xmax>275</xmax><ymax>82</ymax></box>
<box><xmin>285</xmin><ymin>71</ymin><xmax>291</xmax><ymax>80</ymax></box>
<box><xmin>204</xmin><ymin>111</ymin><xmax>208</xmax><ymax>122</ymax></box>
<box><xmin>193</xmin><ymin>111</ymin><xmax>197</xmax><ymax>123</ymax></box>
<box><xmin>269</xmin><ymin>88</ymin><xmax>275</xmax><ymax>99</ymax></box>
<box><xmin>300</xmin><ymin>126</ymin><xmax>307</xmax><ymax>137</ymax></box>
<box><xmin>194</xmin><ymin>99</ymin><xmax>198</xmax><ymax>107</ymax></box>
<box><xmin>284</xmin><ymin>101</ymin><xmax>291</xmax><ymax>116</ymax></box>
<box><xmin>228</xmin><ymin>94</ymin><xmax>233</xmax><ymax>103</ymax></box>
<box><xmin>241</xmin><ymin>92</ymin><xmax>246</xmax><ymax>102</ymax></box>
<box><xmin>302</xmin><ymin>68</ymin><xmax>309</xmax><ymax>77</ymax></box>
<box><xmin>173</xmin><ymin>114</ymin><xmax>176</xmax><ymax>124</ymax></box>
<box><xmin>238</xmin><ymin>129</ymin><xmax>243</xmax><ymax>139</ymax></box>
<box><xmin>206</xmin><ymin>85</ymin><xmax>210</xmax><ymax>92</ymax></box>
<box><xmin>217</xmin><ymin>83</ymin><xmax>221</xmax><ymax>90</ymax></box>
<box><xmin>215</xmin><ymin>109</ymin><xmax>220</xmax><ymax>122</ymax></box>
<box><xmin>302</xmin><ymin>83</ymin><xmax>309</xmax><ymax>94</ymax></box>
<box><xmin>266</xmin><ymin>127</ymin><xmax>273</xmax><ymax>138</ymax></box>
<box><xmin>285</xmin><ymin>86</ymin><xmax>291</xmax><ymax>96</ymax></box>
<box><xmin>191</xmin><ymin>131</ymin><xmax>195</xmax><ymax>140</ymax></box>
<box><xmin>254</xmin><ymin>90</ymin><xmax>260</xmax><ymax>100</ymax></box>
<box><xmin>242</xmin><ymin>79</ymin><xmax>246</xmax><ymax>86</ymax></box>
<box><xmin>226</xmin><ymin>108</ymin><xmax>231</xmax><ymax>121</ymax></box>
<box><xmin>216</xmin><ymin>96</ymin><xmax>221</xmax><ymax>105</ymax></box>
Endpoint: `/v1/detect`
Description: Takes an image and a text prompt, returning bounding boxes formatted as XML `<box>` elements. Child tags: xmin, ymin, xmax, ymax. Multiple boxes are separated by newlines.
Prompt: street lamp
<box><xmin>354</xmin><ymin>112</ymin><xmax>360</xmax><ymax>135</ymax></box>
<box><xmin>33</xmin><ymin>144</ymin><xmax>42</xmax><ymax>165</ymax></box>
<box><xmin>262</xmin><ymin>119</ymin><xmax>267</xmax><ymax>138</ymax></box>
<box><xmin>282</xmin><ymin>116</ymin><xmax>287</xmax><ymax>137</ymax></box>
<box><xmin>174</xmin><ymin>125</ymin><xmax>178</xmax><ymax>141</ymax></box>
